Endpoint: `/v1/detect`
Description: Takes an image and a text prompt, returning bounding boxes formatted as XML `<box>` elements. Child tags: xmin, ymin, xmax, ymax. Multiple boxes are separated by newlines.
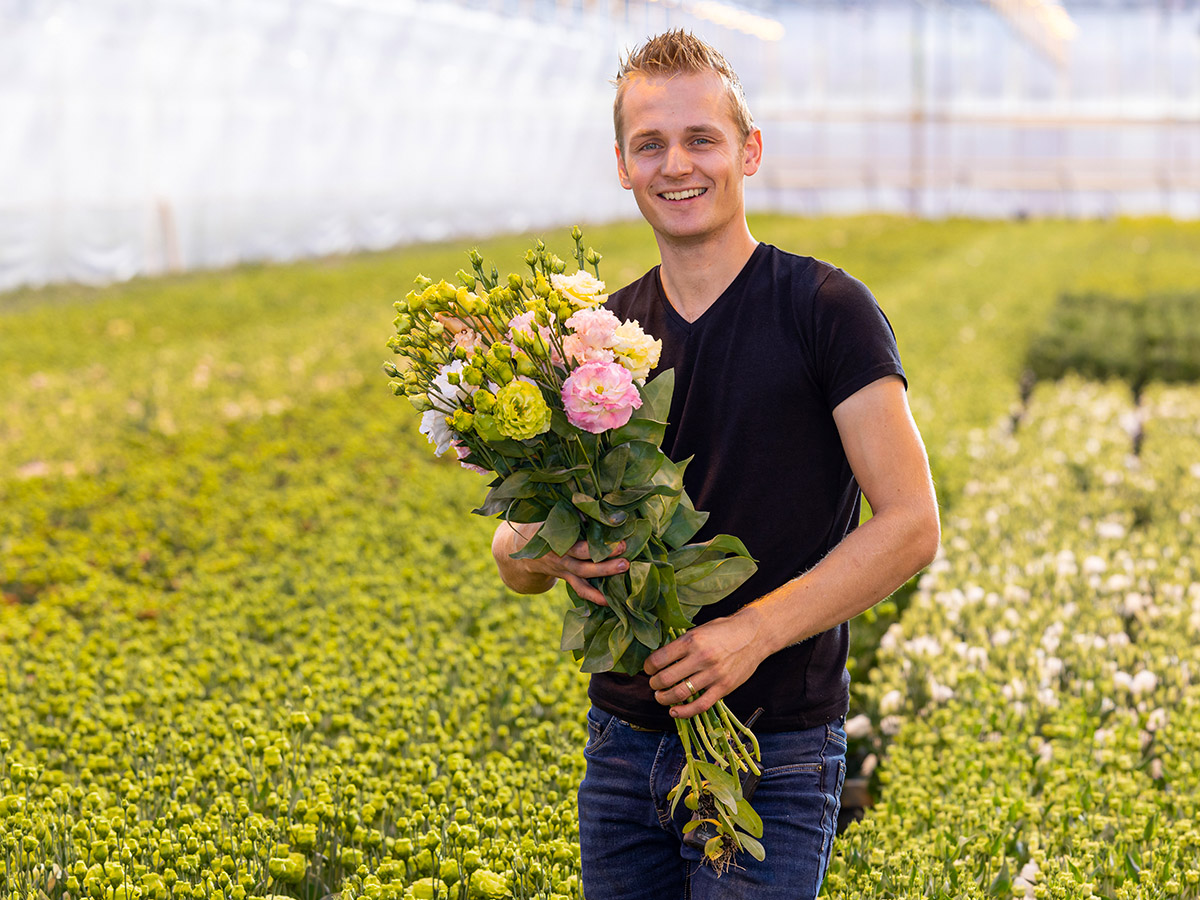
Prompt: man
<box><xmin>491</xmin><ymin>30</ymin><xmax>939</xmax><ymax>900</ymax></box>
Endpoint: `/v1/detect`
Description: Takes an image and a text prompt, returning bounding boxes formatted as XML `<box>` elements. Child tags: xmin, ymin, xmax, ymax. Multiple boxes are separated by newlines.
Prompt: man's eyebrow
<box><xmin>629</xmin><ymin>124</ymin><xmax>721</xmax><ymax>142</ymax></box>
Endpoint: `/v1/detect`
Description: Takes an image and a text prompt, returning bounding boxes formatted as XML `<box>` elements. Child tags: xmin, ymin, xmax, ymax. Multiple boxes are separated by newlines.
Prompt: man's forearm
<box><xmin>739</xmin><ymin>501</ymin><xmax>940</xmax><ymax>657</ymax></box>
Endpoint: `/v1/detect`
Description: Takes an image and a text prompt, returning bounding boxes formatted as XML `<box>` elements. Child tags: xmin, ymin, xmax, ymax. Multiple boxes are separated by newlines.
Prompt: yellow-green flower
<box><xmin>493</xmin><ymin>380</ymin><xmax>551</xmax><ymax>440</ymax></box>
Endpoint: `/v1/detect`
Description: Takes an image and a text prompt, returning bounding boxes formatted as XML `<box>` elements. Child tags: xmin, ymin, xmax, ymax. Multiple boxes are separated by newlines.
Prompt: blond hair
<box><xmin>613</xmin><ymin>30</ymin><xmax>754</xmax><ymax>152</ymax></box>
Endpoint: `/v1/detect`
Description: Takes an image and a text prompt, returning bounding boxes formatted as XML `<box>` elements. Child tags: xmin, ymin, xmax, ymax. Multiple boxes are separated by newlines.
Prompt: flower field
<box><xmin>2</xmin><ymin>217</ymin><xmax>1199</xmax><ymax>899</ymax></box>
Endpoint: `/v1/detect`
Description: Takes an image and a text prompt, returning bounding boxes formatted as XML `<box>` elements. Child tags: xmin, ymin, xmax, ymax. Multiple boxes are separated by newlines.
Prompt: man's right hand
<box><xmin>491</xmin><ymin>521</ymin><xmax>628</xmax><ymax>606</ymax></box>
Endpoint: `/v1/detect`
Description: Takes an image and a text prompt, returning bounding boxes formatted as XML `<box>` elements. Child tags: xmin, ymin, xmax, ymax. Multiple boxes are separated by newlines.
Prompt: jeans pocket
<box><xmin>584</xmin><ymin>707</ymin><xmax>618</xmax><ymax>756</ymax></box>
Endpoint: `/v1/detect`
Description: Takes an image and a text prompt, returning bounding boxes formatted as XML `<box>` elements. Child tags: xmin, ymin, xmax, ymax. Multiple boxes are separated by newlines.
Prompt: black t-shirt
<box><xmin>590</xmin><ymin>242</ymin><xmax>906</xmax><ymax>732</ymax></box>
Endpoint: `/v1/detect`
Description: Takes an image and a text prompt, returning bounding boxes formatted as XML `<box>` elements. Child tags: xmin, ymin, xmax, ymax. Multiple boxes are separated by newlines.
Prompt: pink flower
<box><xmin>563</xmin><ymin>307</ymin><xmax>620</xmax><ymax>366</ymax></box>
<box><xmin>561</xmin><ymin>360</ymin><xmax>643</xmax><ymax>433</ymax></box>
<box><xmin>453</xmin><ymin>441</ymin><xmax>490</xmax><ymax>475</ymax></box>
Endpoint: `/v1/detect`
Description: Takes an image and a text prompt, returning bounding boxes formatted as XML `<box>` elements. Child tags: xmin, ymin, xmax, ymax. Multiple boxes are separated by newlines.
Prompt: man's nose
<box><xmin>662</xmin><ymin>143</ymin><xmax>693</xmax><ymax>176</ymax></box>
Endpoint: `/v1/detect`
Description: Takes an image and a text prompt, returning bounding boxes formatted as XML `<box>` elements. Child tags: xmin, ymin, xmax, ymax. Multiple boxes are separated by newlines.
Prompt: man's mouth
<box><xmin>659</xmin><ymin>188</ymin><xmax>707</xmax><ymax>201</ymax></box>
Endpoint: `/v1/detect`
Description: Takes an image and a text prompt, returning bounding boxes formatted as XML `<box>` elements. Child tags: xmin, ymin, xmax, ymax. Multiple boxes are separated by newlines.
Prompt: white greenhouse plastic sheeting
<box><xmin>0</xmin><ymin>0</ymin><xmax>641</xmax><ymax>290</ymax></box>
<box><xmin>2</xmin><ymin>0</ymin><xmax>1198</xmax><ymax>291</ymax></box>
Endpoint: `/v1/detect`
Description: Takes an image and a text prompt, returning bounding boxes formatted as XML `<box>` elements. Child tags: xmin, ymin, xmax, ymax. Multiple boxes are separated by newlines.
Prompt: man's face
<box><xmin>615</xmin><ymin>71</ymin><xmax>762</xmax><ymax>247</ymax></box>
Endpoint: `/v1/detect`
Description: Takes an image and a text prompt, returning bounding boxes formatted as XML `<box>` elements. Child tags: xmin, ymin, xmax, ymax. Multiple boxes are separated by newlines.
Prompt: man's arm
<box><xmin>643</xmin><ymin>375</ymin><xmax>940</xmax><ymax>717</ymax></box>
<box><xmin>492</xmin><ymin>521</ymin><xmax>629</xmax><ymax>605</ymax></box>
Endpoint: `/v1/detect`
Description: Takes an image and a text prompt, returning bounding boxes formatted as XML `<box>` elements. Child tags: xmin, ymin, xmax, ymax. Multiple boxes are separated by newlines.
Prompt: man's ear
<box><xmin>743</xmin><ymin>129</ymin><xmax>763</xmax><ymax>177</ymax></box>
<box><xmin>615</xmin><ymin>141</ymin><xmax>632</xmax><ymax>190</ymax></box>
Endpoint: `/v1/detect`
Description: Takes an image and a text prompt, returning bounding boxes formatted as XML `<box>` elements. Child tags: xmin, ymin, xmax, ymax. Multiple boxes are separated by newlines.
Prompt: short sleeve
<box><xmin>809</xmin><ymin>267</ymin><xmax>907</xmax><ymax>410</ymax></box>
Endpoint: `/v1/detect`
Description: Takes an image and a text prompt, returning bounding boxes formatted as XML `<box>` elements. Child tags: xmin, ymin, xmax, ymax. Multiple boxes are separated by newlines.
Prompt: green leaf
<box><xmin>580</xmin><ymin>619</ymin><xmax>617</xmax><ymax>673</ymax></box>
<box><xmin>603</xmin><ymin>483</ymin><xmax>679</xmax><ymax>507</ymax></box>
<box><xmin>639</xmin><ymin>367</ymin><xmax>675</xmax><ymax>421</ymax></box>
<box><xmin>987</xmin><ymin>860</ymin><xmax>1011</xmax><ymax>896</ymax></box>
<box><xmin>660</xmin><ymin>494</ymin><xmax>709</xmax><ymax>548</ymax></box>
<box><xmin>508</xmin><ymin>534</ymin><xmax>551</xmax><ymax>561</ymax></box>
<box><xmin>538</xmin><ymin>500</ymin><xmax>583</xmax><ymax>557</ymax></box>
<box><xmin>572</xmin><ymin>492</ymin><xmax>629</xmax><ymax>526</ymax></box>
<box><xmin>597</xmin><ymin>445</ymin><xmax>630</xmax><ymax>494</ymax></box>
<box><xmin>530</xmin><ymin>464</ymin><xmax>590</xmax><ymax>484</ymax></box>
<box><xmin>695</xmin><ymin>761</ymin><xmax>740</xmax><ymax>810</ymax></box>
<box><xmin>682</xmin><ymin>817</ymin><xmax>717</xmax><ymax>835</ymax></box>
<box><xmin>703</xmin><ymin>835</ymin><xmax>724</xmax><ymax>862</ymax></box>
<box><xmin>501</xmin><ymin>499</ymin><xmax>552</xmax><ymax>523</ymax></box>
<box><xmin>609</xmin><ymin>639</ymin><xmax>652</xmax><ymax>676</ymax></box>
<box><xmin>491</xmin><ymin>470</ymin><xmax>537</xmax><ymax>501</ymax></box>
<box><xmin>623</xmin><ymin>517</ymin><xmax>654</xmax><ymax>565</ymax></box>
<box><xmin>608</xmin><ymin>417</ymin><xmax>666</xmax><ymax>446</ymax></box>
<box><xmin>667</xmin><ymin>533</ymin><xmax>755</xmax><ymax>571</ymax></box>
<box><xmin>676</xmin><ymin>557</ymin><xmax>758</xmax><ymax>607</ymax></box>
<box><xmin>652</xmin><ymin>568</ymin><xmax>691</xmax><ymax>629</ymax></box>
<box><xmin>586</xmin><ymin>516</ymin><xmax>633</xmax><ymax>563</ymax></box>
<box><xmin>738</xmin><ymin>833</ymin><xmax>766</xmax><ymax>862</ymax></box>
<box><xmin>560</xmin><ymin>605</ymin><xmax>590</xmax><ymax>652</ymax></box>
<box><xmin>732</xmin><ymin>797</ymin><xmax>764</xmax><ymax>839</ymax></box>
<box><xmin>608</xmin><ymin>618</ymin><xmax>634</xmax><ymax>666</ymax></box>
<box><xmin>620</xmin><ymin>441</ymin><xmax>666</xmax><ymax>487</ymax></box>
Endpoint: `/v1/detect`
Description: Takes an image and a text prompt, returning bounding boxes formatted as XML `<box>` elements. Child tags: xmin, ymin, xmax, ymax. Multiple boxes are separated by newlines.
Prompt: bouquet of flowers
<box><xmin>384</xmin><ymin>228</ymin><xmax>765</xmax><ymax>870</ymax></box>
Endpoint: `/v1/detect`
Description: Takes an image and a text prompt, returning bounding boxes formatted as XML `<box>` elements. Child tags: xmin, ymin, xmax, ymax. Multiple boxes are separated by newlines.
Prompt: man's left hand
<box><xmin>643</xmin><ymin>610</ymin><xmax>766</xmax><ymax>718</ymax></box>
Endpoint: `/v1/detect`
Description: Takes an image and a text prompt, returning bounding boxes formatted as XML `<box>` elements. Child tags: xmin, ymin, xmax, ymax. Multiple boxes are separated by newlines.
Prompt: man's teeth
<box><xmin>661</xmin><ymin>188</ymin><xmax>706</xmax><ymax>201</ymax></box>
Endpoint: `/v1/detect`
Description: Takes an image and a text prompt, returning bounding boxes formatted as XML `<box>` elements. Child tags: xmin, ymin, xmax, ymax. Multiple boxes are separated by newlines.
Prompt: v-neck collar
<box><xmin>653</xmin><ymin>242</ymin><xmax>766</xmax><ymax>332</ymax></box>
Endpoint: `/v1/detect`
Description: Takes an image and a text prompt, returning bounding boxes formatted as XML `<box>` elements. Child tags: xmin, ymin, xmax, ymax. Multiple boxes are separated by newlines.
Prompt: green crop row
<box><xmin>3</xmin><ymin>216</ymin><xmax>1200</xmax><ymax>900</ymax></box>
<box><xmin>1026</xmin><ymin>291</ymin><xmax>1200</xmax><ymax>395</ymax></box>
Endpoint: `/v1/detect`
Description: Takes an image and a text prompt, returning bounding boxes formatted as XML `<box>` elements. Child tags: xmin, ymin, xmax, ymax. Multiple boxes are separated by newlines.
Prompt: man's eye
<box><xmin>639</xmin><ymin>142</ymin><xmax>661</xmax><ymax>152</ymax></box>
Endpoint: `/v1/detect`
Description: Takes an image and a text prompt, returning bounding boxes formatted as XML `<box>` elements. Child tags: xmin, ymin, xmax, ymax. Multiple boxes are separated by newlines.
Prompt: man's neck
<box><xmin>656</xmin><ymin>223</ymin><xmax>759</xmax><ymax>323</ymax></box>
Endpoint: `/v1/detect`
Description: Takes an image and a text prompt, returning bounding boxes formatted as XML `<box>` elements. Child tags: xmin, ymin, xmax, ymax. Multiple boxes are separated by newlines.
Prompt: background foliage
<box><xmin>3</xmin><ymin>216</ymin><xmax>1200</xmax><ymax>899</ymax></box>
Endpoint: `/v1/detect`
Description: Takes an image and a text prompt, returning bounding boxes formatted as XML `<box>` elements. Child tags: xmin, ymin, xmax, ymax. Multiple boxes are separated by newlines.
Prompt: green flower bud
<box><xmin>534</xmin><ymin>274</ymin><xmax>552</xmax><ymax>298</ymax></box>
<box><xmin>450</xmin><ymin>409</ymin><xmax>474</xmax><ymax>432</ymax></box>
<box><xmin>408</xmin><ymin>393</ymin><xmax>434</xmax><ymax>412</ymax></box>
<box><xmin>514</xmin><ymin>352</ymin><xmax>536</xmax><ymax>378</ymax></box>
<box><xmin>463</xmin><ymin>367</ymin><xmax>484</xmax><ymax>387</ymax></box>
<box><xmin>468</xmin><ymin>248</ymin><xmax>484</xmax><ymax>267</ymax></box>
<box><xmin>382</xmin><ymin>361</ymin><xmax>401</xmax><ymax>378</ymax></box>
<box><xmin>414</xmin><ymin>275</ymin><xmax>433</xmax><ymax>290</ymax></box>
<box><xmin>389</xmin><ymin>382</ymin><xmax>405</xmax><ymax>397</ymax></box>
<box><xmin>523</xmin><ymin>250</ymin><xmax>538</xmax><ymax>267</ymax></box>
<box><xmin>571</xmin><ymin>225</ymin><xmax>583</xmax><ymax>241</ymax></box>
<box><xmin>456</xmin><ymin>269</ymin><xmax>476</xmax><ymax>290</ymax></box>
<box><xmin>549</xmin><ymin>254</ymin><xmax>566</xmax><ymax>274</ymax></box>
<box><xmin>491</xmin><ymin>343</ymin><xmax>512</xmax><ymax>362</ymax></box>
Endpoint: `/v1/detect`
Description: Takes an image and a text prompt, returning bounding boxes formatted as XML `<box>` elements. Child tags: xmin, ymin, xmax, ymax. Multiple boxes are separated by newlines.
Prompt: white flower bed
<box><xmin>830</xmin><ymin>377</ymin><xmax>1200</xmax><ymax>898</ymax></box>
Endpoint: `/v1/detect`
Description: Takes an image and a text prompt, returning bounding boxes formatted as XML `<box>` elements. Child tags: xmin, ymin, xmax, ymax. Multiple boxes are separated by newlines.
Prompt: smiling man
<box><xmin>491</xmin><ymin>29</ymin><xmax>940</xmax><ymax>900</ymax></box>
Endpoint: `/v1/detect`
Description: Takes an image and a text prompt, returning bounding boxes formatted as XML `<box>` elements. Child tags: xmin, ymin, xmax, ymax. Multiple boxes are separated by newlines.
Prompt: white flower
<box><xmin>1113</xmin><ymin>670</ymin><xmax>1133</xmax><ymax>693</ymax></box>
<box><xmin>844</xmin><ymin>714</ymin><xmax>874</xmax><ymax>740</ymax></box>
<box><xmin>610</xmin><ymin>319</ymin><xmax>662</xmax><ymax>382</ymax></box>
<box><xmin>880</xmin><ymin>715</ymin><xmax>903</xmax><ymax>736</ymax></box>
<box><xmin>419</xmin><ymin>361</ymin><xmax>473</xmax><ymax>457</ymax></box>
<box><xmin>859</xmin><ymin>753</ymin><xmax>878</xmax><ymax>777</ymax></box>
<box><xmin>1082</xmin><ymin>555</ymin><xmax>1107</xmax><ymax>575</ymax></box>
<box><xmin>879</xmin><ymin>689</ymin><xmax>904</xmax><ymax>715</ymax></box>
<box><xmin>551</xmin><ymin>271</ymin><xmax>608</xmax><ymax>308</ymax></box>
<box><xmin>1096</xmin><ymin>520</ymin><xmax>1127</xmax><ymax>540</ymax></box>
<box><xmin>419</xmin><ymin>409</ymin><xmax>456</xmax><ymax>457</ymax></box>
<box><xmin>929</xmin><ymin>680</ymin><xmax>955</xmax><ymax>704</ymax></box>
<box><xmin>1131</xmin><ymin>669</ymin><xmax>1157</xmax><ymax>697</ymax></box>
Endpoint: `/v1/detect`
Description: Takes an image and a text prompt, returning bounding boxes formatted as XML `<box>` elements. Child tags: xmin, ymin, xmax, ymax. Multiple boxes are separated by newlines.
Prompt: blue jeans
<box><xmin>578</xmin><ymin>707</ymin><xmax>846</xmax><ymax>900</ymax></box>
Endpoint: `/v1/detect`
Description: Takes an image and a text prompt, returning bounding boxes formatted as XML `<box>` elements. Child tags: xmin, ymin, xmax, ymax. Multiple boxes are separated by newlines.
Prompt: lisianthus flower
<box><xmin>561</xmin><ymin>360</ymin><xmax>642</xmax><ymax>434</ymax></box>
<box><xmin>552</xmin><ymin>271</ymin><xmax>608</xmax><ymax>309</ymax></box>
<box><xmin>563</xmin><ymin>307</ymin><xmax>619</xmax><ymax>366</ymax></box>
<box><xmin>451</xmin><ymin>328</ymin><xmax>484</xmax><ymax>354</ymax></box>
<box><xmin>419</xmin><ymin>361</ymin><xmax>474</xmax><ymax>455</ymax></box>
<box><xmin>493</xmin><ymin>379</ymin><xmax>552</xmax><ymax>440</ymax></box>
<box><xmin>611</xmin><ymin>319</ymin><xmax>662</xmax><ymax>382</ymax></box>
<box><xmin>453</xmin><ymin>441</ymin><xmax>490</xmax><ymax>475</ymax></box>
<box><xmin>508</xmin><ymin>310</ymin><xmax>562</xmax><ymax>366</ymax></box>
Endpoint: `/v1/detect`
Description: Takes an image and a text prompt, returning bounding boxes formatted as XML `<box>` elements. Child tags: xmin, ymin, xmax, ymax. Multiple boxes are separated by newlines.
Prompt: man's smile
<box><xmin>659</xmin><ymin>188</ymin><xmax>708</xmax><ymax>201</ymax></box>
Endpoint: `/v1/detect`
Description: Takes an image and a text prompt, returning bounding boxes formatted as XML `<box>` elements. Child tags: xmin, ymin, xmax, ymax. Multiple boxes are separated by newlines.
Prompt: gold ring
<box><xmin>684</xmin><ymin>679</ymin><xmax>697</xmax><ymax>695</ymax></box>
